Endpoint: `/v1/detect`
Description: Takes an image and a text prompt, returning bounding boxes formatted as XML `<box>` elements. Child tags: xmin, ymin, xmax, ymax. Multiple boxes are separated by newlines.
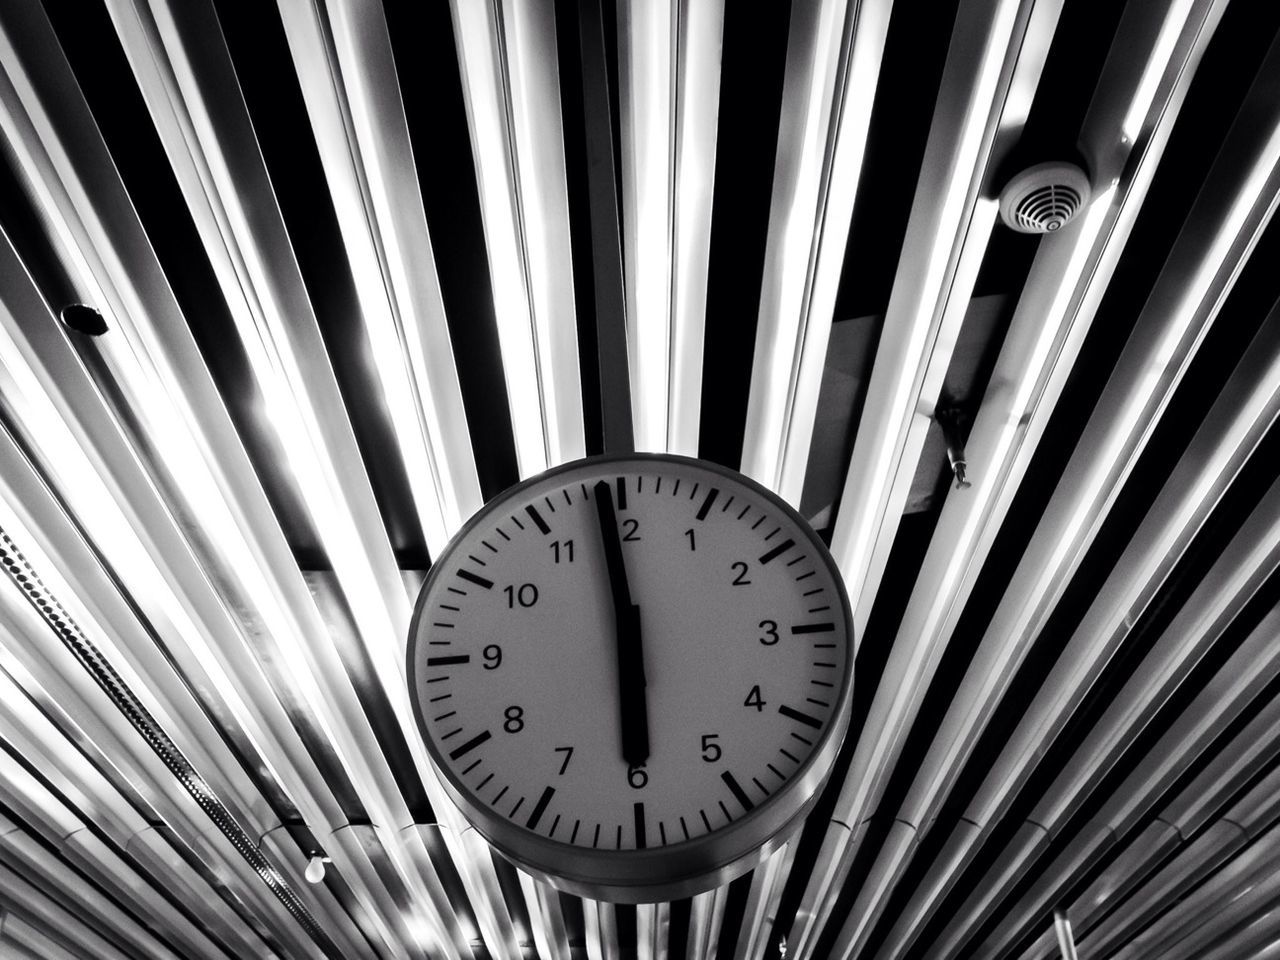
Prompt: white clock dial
<box><xmin>408</xmin><ymin>454</ymin><xmax>853</xmax><ymax>901</ymax></box>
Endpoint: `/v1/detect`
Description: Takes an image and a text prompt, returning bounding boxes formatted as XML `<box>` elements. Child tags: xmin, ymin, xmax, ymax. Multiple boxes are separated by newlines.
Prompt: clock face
<box><xmin>408</xmin><ymin>454</ymin><xmax>853</xmax><ymax>901</ymax></box>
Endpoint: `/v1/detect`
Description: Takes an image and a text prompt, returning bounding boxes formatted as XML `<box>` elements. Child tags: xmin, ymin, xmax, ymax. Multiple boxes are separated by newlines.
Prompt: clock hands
<box><xmin>593</xmin><ymin>479</ymin><xmax>650</xmax><ymax>768</ymax></box>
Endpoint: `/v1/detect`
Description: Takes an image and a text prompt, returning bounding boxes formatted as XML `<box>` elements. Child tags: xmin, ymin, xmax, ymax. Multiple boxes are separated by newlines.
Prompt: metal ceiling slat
<box><xmin>739</xmin><ymin>0</ymin><xmax>892</xmax><ymax>503</ymax></box>
<box><xmin>0</xmin><ymin>864</ymin><xmax>138</xmax><ymax>960</ymax></box>
<box><xmin>867</xmin><ymin>27</ymin><xmax>1280</xmax><ymax>960</ymax></box>
<box><xmin>825</xmin><ymin>0</ymin><xmax>1062</xmax><ymax>636</ymax></box>
<box><xmin>636</xmin><ymin>900</ymin><xmax>670</xmax><ymax>960</ymax></box>
<box><xmin>584</xmin><ymin>899</ymin><xmax>620</xmax><ymax>960</ymax></box>
<box><xmin>101</xmin><ymin>2</ymin><xmax>511</xmax><ymax>955</ymax></box>
<box><xmin>274</xmin><ymin>1</ymin><xmax>525</xmax><ymax>951</ymax></box>
<box><xmin>518</xmin><ymin>873</ymin><xmax>572</xmax><ymax>960</ymax></box>
<box><xmin>964</xmin><ymin>478</ymin><xmax>1280</xmax><ymax>959</ymax></box>
<box><xmin>0</xmin><ymin>912</ymin><xmax>84</xmax><ymax>960</ymax></box>
<box><xmin>617</xmin><ymin>0</ymin><xmax>722</xmax><ymax>455</ymax></box>
<box><xmin>0</xmin><ymin>8</ymin><xmax>459</xmax><ymax>947</ymax></box>
<box><xmin>2</xmin><ymin>0</ymin><xmax>471</xmax><ymax>949</ymax></box>
<box><xmin>0</xmin><ymin>222</ymin><xmax>442</xmax><ymax>952</ymax></box>
<box><xmin>274</xmin><ymin>0</ymin><xmax>484</xmax><ymax>557</ymax></box>
<box><xmin>0</xmin><ymin>813</ymin><xmax>186</xmax><ymax>960</ymax></box>
<box><xmin>448</xmin><ymin>0</ymin><xmax>584</xmax><ymax>477</ymax></box>
<box><xmin>0</xmin><ymin>524</ymin><xmax>325</xmax><ymax>958</ymax></box>
<box><xmin>833</xmin><ymin>1</ymin><xmax>1230</xmax><ymax>948</ymax></box>
<box><xmin>788</xmin><ymin>0</ymin><xmax>1069</xmax><ymax>951</ymax></box>
<box><xmin>732</xmin><ymin>843</ymin><xmax>795</xmax><ymax>960</ymax></box>
<box><xmin>1112</xmin><ymin>821</ymin><xmax>1280</xmax><ymax>960</ymax></box>
<box><xmin>686</xmin><ymin>883</ymin><xmax>728</xmax><ymax>960</ymax></box>
<box><xmin>1085</xmin><ymin>757</ymin><xmax>1280</xmax><ymax>960</ymax></box>
<box><xmin>0</xmin><ymin>690</ymin><xmax>236</xmax><ymax>959</ymax></box>
<box><xmin>0</xmin><ymin>632</ymin><xmax>275</xmax><ymax>958</ymax></box>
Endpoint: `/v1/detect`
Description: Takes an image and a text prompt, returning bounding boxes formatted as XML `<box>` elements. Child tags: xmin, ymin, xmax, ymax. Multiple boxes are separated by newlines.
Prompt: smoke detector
<box><xmin>998</xmin><ymin>161</ymin><xmax>1091</xmax><ymax>234</ymax></box>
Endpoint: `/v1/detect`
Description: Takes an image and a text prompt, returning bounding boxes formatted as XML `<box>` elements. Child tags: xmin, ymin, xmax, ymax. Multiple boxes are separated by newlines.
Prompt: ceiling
<box><xmin>0</xmin><ymin>0</ymin><xmax>1279</xmax><ymax>958</ymax></box>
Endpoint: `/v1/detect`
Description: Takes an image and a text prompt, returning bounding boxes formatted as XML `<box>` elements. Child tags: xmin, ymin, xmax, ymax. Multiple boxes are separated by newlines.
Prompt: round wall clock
<box><xmin>408</xmin><ymin>454</ymin><xmax>854</xmax><ymax>902</ymax></box>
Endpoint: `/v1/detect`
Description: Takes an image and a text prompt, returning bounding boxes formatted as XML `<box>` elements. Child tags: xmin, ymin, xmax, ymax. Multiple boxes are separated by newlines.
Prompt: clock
<box><xmin>407</xmin><ymin>453</ymin><xmax>853</xmax><ymax>902</ymax></box>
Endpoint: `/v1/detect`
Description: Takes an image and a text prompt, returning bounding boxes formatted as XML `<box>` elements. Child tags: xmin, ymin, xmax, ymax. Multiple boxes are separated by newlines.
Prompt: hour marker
<box><xmin>779</xmin><ymin>704</ymin><xmax>823</xmax><ymax>729</ymax></box>
<box><xmin>431</xmin><ymin>622</ymin><xmax>455</xmax><ymax>629</ymax></box>
<box><xmin>700</xmin><ymin>809</ymin><xmax>713</xmax><ymax>833</ymax></box>
<box><xmin>792</xmin><ymin>622</ymin><xmax>835</xmax><ymax>634</ymax></box>
<box><xmin>510</xmin><ymin>797</ymin><xmax>525</xmax><ymax>818</ymax></box>
<box><xmin>695</xmin><ymin>488</ymin><xmax>720</xmax><ymax>520</ymax></box>
<box><xmin>634</xmin><ymin>802</ymin><xmax>647</xmax><ymax>849</ymax></box>
<box><xmin>616</xmin><ymin>477</ymin><xmax>627</xmax><ymax>509</ymax></box>
<box><xmin>758</xmin><ymin>538</ymin><xmax>795</xmax><ymax>565</ymax></box>
<box><xmin>721</xmin><ymin>771</ymin><xmax>755</xmax><ymax>812</ymax></box>
<box><xmin>659</xmin><ymin>821</ymin><xmax>668</xmax><ymax>845</ymax></box>
<box><xmin>526</xmin><ymin>504</ymin><xmax>551</xmax><ymax>535</ymax></box>
<box><xmin>426</xmin><ymin>655</ymin><xmax>470</xmax><ymax>666</ymax></box>
<box><xmin>449</xmin><ymin>730</ymin><xmax>492</xmax><ymax>760</ymax></box>
<box><xmin>779</xmin><ymin>748</ymin><xmax>800</xmax><ymax>763</ymax></box>
<box><xmin>752</xmin><ymin>777</ymin><xmax>770</xmax><ymax>796</ymax></box>
<box><xmin>718</xmin><ymin>800</ymin><xmax>732</xmax><ymax>822</ymax></box>
<box><xmin>527</xmin><ymin>787</ymin><xmax>555</xmax><ymax>829</ymax></box>
<box><xmin>461</xmin><ymin>758</ymin><xmax>482</xmax><ymax>775</ymax></box>
<box><xmin>511</xmin><ymin>515</ymin><xmax>525</xmax><ymax>530</ymax></box>
<box><xmin>550</xmin><ymin>814</ymin><xmax>561</xmax><ymax>837</ymax></box>
<box><xmin>680</xmin><ymin>816</ymin><xmax>690</xmax><ymax>840</ymax></box>
<box><xmin>494</xmin><ymin>786</ymin><xmax>509</xmax><ymax>803</ymax></box>
<box><xmin>458</xmin><ymin>569</ymin><xmax>493</xmax><ymax>590</ymax></box>
<box><xmin>721</xmin><ymin>495</ymin><xmax>735</xmax><ymax>512</ymax></box>
<box><xmin>571</xmin><ymin>820</ymin><xmax>581</xmax><ymax>844</ymax></box>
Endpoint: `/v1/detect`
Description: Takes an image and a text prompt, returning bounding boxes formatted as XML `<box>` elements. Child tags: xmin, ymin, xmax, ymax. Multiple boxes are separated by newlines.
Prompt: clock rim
<box><xmin>407</xmin><ymin>452</ymin><xmax>854</xmax><ymax>903</ymax></box>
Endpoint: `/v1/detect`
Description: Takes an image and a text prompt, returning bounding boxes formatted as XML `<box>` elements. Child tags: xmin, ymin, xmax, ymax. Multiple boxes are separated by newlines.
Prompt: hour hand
<box><xmin>593</xmin><ymin>480</ymin><xmax>650</xmax><ymax>766</ymax></box>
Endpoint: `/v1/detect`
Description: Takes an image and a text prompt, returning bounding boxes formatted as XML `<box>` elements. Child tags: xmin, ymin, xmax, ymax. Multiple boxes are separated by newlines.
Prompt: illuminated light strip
<box><xmin>448</xmin><ymin>0</ymin><xmax>584</xmax><ymax>476</ymax></box>
<box><xmin>740</xmin><ymin>0</ymin><xmax>893</xmax><ymax>503</ymax></box>
<box><xmin>275</xmin><ymin>0</ymin><xmax>482</xmax><ymax>556</ymax></box>
<box><xmin>869</xmin><ymin>33</ymin><xmax>1280</xmax><ymax>960</ymax></box>
<box><xmin>618</xmin><ymin>1</ymin><xmax>723</xmax><ymax>455</ymax></box>
<box><xmin>788</xmin><ymin>0</ymin><xmax>1064</xmax><ymax>954</ymax></box>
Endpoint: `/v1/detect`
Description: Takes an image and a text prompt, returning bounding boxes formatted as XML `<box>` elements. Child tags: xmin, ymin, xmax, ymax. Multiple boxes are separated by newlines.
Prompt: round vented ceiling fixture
<box><xmin>998</xmin><ymin>161</ymin><xmax>1091</xmax><ymax>234</ymax></box>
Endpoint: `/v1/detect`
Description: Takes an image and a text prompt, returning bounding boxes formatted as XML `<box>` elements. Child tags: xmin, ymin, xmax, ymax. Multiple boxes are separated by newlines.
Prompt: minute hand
<box><xmin>593</xmin><ymin>480</ymin><xmax>650</xmax><ymax>767</ymax></box>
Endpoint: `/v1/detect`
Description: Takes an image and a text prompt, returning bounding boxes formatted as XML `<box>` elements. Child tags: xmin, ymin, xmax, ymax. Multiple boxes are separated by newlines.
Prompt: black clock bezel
<box><xmin>407</xmin><ymin>452</ymin><xmax>854</xmax><ymax>903</ymax></box>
